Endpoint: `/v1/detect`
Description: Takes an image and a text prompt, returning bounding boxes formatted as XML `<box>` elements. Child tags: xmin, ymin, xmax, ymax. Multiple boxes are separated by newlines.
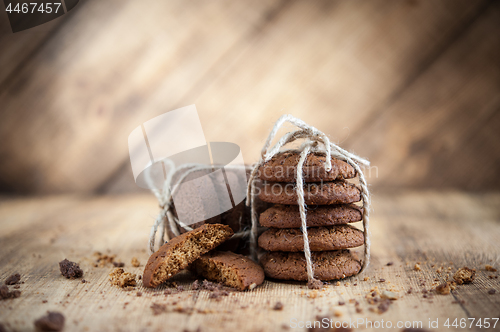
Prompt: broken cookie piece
<box><xmin>59</xmin><ymin>259</ymin><xmax>83</xmax><ymax>279</ymax></box>
<box><xmin>109</xmin><ymin>268</ymin><xmax>136</xmax><ymax>288</ymax></box>
<box><xmin>0</xmin><ymin>285</ymin><xmax>21</xmax><ymax>300</ymax></box>
<box><xmin>5</xmin><ymin>273</ymin><xmax>21</xmax><ymax>285</ymax></box>
<box><xmin>192</xmin><ymin>251</ymin><xmax>264</xmax><ymax>291</ymax></box>
<box><xmin>453</xmin><ymin>267</ymin><xmax>476</xmax><ymax>285</ymax></box>
<box><xmin>143</xmin><ymin>224</ymin><xmax>234</xmax><ymax>288</ymax></box>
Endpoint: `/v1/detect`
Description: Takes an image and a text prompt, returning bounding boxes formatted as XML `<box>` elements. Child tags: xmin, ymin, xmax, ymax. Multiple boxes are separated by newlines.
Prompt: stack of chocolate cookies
<box><xmin>257</xmin><ymin>151</ymin><xmax>364</xmax><ymax>282</ymax></box>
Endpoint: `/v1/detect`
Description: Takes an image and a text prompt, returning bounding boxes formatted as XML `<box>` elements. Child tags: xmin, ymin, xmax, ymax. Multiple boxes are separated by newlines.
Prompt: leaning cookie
<box><xmin>258</xmin><ymin>225</ymin><xmax>364</xmax><ymax>252</ymax></box>
<box><xmin>259</xmin><ymin>151</ymin><xmax>356</xmax><ymax>182</ymax></box>
<box><xmin>259</xmin><ymin>180</ymin><xmax>361</xmax><ymax>205</ymax></box>
<box><xmin>259</xmin><ymin>204</ymin><xmax>362</xmax><ymax>228</ymax></box>
<box><xmin>143</xmin><ymin>224</ymin><xmax>234</xmax><ymax>288</ymax></box>
<box><xmin>260</xmin><ymin>250</ymin><xmax>361</xmax><ymax>281</ymax></box>
<box><xmin>192</xmin><ymin>251</ymin><xmax>265</xmax><ymax>291</ymax></box>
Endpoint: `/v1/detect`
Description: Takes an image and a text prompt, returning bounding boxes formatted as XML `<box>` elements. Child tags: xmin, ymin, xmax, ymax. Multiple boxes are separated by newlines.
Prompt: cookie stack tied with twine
<box><xmin>247</xmin><ymin>115</ymin><xmax>370</xmax><ymax>289</ymax></box>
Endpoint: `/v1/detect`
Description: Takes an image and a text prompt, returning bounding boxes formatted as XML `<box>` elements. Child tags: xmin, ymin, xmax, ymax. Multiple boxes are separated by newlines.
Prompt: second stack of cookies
<box><xmin>257</xmin><ymin>151</ymin><xmax>365</xmax><ymax>282</ymax></box>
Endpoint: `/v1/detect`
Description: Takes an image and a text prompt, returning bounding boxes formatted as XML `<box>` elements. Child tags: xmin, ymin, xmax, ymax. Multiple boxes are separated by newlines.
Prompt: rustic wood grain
<box><xmin>346</xmin><ymin>0</ymin><xmax>500</xmax><ymax>191</ymax></box>
<box><xmin>0</xmin><ymin>192</ymin><xmax>499</xmax><ymax>331</ymax></box>
<box><xmin>0</xmin><ymin>0</ymin><xmax>284</xmax><ymax>194</ymax></box>
<box><xmin>1</xmin><ymin>0</ymin><xmax>497</xmax><ymax>195</ymax></box>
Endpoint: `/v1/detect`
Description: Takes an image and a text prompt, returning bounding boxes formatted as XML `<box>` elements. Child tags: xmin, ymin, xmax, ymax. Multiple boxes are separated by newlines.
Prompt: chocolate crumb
<box><xmin>379</xmin><ymin>279</ymin><xmax>386</xmax><ymax>282</ymax></box>
<box><xmin>377</xmin><ymin>299</ymin><xmax>391</xmax><ymax>314</ymax></box>
<box><xmin>488</xmin><ymin>289</ymin><xmax>496</xmax><ymax>295</ymax></box>
<box><xmin>150</xmin><ymin>303</ymin><xmax>167</xmax><ymax>315</ymax></box>
<box><xmin>59</xmin><ymin>259</ymin><xmax>83</xmax><ymax>279</ymax></box>
<box><xmin>307</xmin><ymin>278</ymin><xmax>323</xmax><ymax>289</ymax></box>
<box><xmin>192</xmin><ymin>280</ymin><xmax>200</xmax><ymax>290</ymax></box>
<box><xmin>136</xmin><ymin>292</ymin><xmax>142</xmax><ymax>297</ymax></box>
<box><xmin>453</xmin><ymin>267</ymin><xmax>475</xmax><ymax>285</ymax></box>
<box><xmin>34</xmin><ymin>311</ymin><xmax>65</xmax><ymax>331</ymax></box>
<box><xmin>0</xmin><ymin>285</ymin><xmax>21</xmax><ymax>300</ymax></box>
<box><xmin>13</xmin><ymin>285</ymin><xmax>20</xmax><ymax>289</ymax></box>
<box><xmin>5</xmin><ymin>273</ymin><xmax>21</xmax><ymax>285</ymax></box>
<box><xmin>386</xmin><ymin>262</ymin><xmax>394</xmax><ymax>266</ymax></box>
<box><xmin>112</xmin><ymin>262</ymin><xmax>125</xmax><ymax>268</ymax></box>
<box><xmin>338</xmin><ymin>301</ymin><xmax>345</xmax><ymax>305</ymax></box>
<box><xmin>273</xmin><ymin>302</ymin><xmax>284</xmax><ymax>310</ymax></box>
<box><xmin>42</xmin><ymin>300</ymin><xmax>48</xmax><ymax>303</ymax></box>
<box><xmin>0</xmin><ymin>323</ymin><xmax>5</xmax><ymax>332</ymax></box>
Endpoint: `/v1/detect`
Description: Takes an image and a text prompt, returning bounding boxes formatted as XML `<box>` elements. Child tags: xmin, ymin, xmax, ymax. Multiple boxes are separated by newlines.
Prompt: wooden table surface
<box><xmin>1</xmin><ymin>191</ymin><xmax>499</xmax><ymax>332</ymax></box>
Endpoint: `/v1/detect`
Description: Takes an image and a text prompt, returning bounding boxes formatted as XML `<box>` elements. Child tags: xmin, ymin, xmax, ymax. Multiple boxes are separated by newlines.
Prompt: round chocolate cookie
<box><xmin>259</xmin><ymin>204</ymin><xmax>362</xmax><ymax>228</ymax></box>
<box><xmin>260</xmin><ymin>250</ymin><xmax>361</xmax><ymax>281</ymax></box>
<box><xmin>258</xmin><ymin>151</ymin><xmax>356</xmax><ymax>182</ymax></box>
<box><xmin>258</xmin><ymin>180</ymin><xmax>361</xmax><ymax>205</ymax></box>
<box><xmin>258</xmin><ymin>225</ymin><xmax>364</xmax><ymax>252</ymax></box>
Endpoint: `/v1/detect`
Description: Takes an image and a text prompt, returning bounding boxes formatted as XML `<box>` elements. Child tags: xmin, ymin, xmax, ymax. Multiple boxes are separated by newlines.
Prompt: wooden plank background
<box><xmin>0</xmin><ymin>192</ymin><xmax>499</xmax><ymax>331</ymax></box>
<box><xmin>0</xmin><ymin>0</ymin><xmax>499</xmax><ymax>194</ymax></box>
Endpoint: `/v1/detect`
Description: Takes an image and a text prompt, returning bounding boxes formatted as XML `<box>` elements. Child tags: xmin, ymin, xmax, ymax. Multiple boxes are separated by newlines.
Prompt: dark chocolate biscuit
<box><xmin>260</xmin><ymin>250</ymin><xmax>361</xmax><ymax>281</ymax></box>
<box><xmin>143</xmin><ymin>224</ymin><xmax>234</xmax><ymax>288</ymax></box>
<box><xmin>259</xmin><ymin>151</ymin><xmax>356</xmax><ymax>182</ymax></box>
<box><xmin>259</xmin><ymin>204</ymin><xmax>362</xmax><ymax>228</ymax></box>
<box><xmin>258</xmin><ymin>225</ymin><xmax>364</xmax><ymax>252</ymax></box>
<box><xmin>259</xmin><ymin>180</ymin><xmax>361</xmax><ymax>205</ymax></box>
<box><xmin>192</xmin><ymin>251</ymin><xmax>265</xmax><ymax>291</ymax></box>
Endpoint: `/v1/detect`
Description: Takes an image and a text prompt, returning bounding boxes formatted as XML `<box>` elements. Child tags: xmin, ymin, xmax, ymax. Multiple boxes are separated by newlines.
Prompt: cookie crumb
<box><xmin>5</xmin><ymin>273</ymin><xmax>21</xmax><ymax>285</ymax></box>
<box><xmin>191</xmin><ymin>280</ymin><xmax>200</xmax><ymax>290</ymax></box>
<box><xmin>109</xmin><ymin>268</ymin><xmax>136</xmax><ymax>288</ymax></box>
<box><xmin>0</xmin><ymin>285</ymin><xmax>21</xmax><ymax>300</ymax></box>
<box><xmin>131</xmin><ymin>257</ymin><xmax>140</xmax><ymax>267</ymax></box>
<box><xmin>273</xmin><ymin>302</ymin><xmax>283</xmax><ymax>310</ymax></box>
<box><xmin>453</xmin><ymin>267</ymin><xmax>475</xmax><ymax>285</ymax></box>
<box><xmin>136</xmin><ymin>292</ymin><xmax>142</xmax><ymax>297</ymax></box>
<box><xmin>377</xmin><ymin>299</ymin><xmax>391</xmax><ymax>314</ymax></box>
<box><xmin>488</xmin><ymin>289</ymin><xmax>496</xmax><ymax>295</ymax></box>
<box><xmin>485</xmin><ymin>265</ymin><xmax>497</xmax><ymax>272</ymax></box>
<box><xmin>435</xmin><ymin>282</ymin><xmax>451</xmax><ymax>295</ymax></box>
<box><xmin>150</xmin><ymin>303</ymin><xmax>167</xmax><ymax>315</ymax></box>
<box><xmin>34</xmin><ymin>311</ymin><xmax>65</xmax><ymax>331</ymax></box>
<box><xmin>414</xmin><ymin>263</ymin><xmax>421</xmax><ymax>271</ymax></box>
<box><xmin>93</xmin><ymin>252</ymin><xmax>117</xmax><ymax>267</ymax></box>
<box><xmin>307</xmin><ymin>278</ymin><xmax>323</xmax><ymax>289</ymax></box>
<box><xmin>112</xmin><ymin>262</ymin><xmax>125</xmax><ymax>268</ymax></box>
<box><xmin>59</xmin><ymin>259</ymin><xmax>83</xmax><ymax>279</ymax></box>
